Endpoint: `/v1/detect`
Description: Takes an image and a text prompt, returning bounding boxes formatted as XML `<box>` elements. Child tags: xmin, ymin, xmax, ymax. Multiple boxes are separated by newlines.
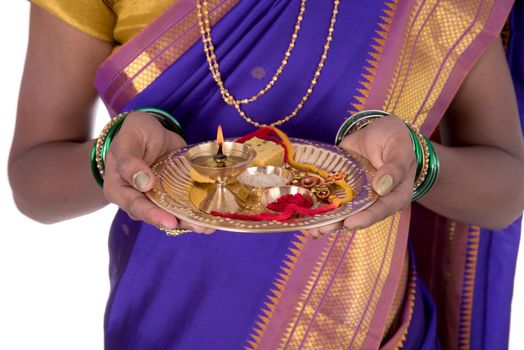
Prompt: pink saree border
<box><xmin>95</xmin><ymin>0</ymin><xmax>235</xmax><ymax>115</ymax></box>
<box><xmin>252</xmin><ymin>234</ymin><xmax>331</xmax><ymax>349</ymax></box>
<box><xmin>381</xmin><ymin>265</ymin><xmax>417</xmax><ymax>350</ymax></box>
<box><xmin>95</xmin><ymin>0</ymin><xmax>196</xmax><ymax>99</ymax></box>
<box><xmin>364</xmin><ymin>0</ymin><xmax>419</xmax><ymax>109</ymax></box>
<box><xmin>361</xmin><ymin>210</ymin><xmax>411</xmax><ymax>349</ymax></box>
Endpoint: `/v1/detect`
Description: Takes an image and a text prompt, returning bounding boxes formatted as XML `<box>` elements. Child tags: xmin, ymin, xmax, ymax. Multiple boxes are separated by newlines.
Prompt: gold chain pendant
<box><xmin>197</xmin><ymin>0</ymin><xmax>340</xmax><ymax>127</ymax></box>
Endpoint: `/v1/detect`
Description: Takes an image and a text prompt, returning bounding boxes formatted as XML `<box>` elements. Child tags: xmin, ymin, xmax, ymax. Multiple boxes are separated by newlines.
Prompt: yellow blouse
<box><xmin>31</xmin><ymin>0</ymin><xmax>175</xmax><ymax>45</ymax></box>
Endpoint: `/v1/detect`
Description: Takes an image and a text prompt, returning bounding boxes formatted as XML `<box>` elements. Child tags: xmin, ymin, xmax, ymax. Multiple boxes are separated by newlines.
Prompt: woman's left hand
<box><xmin>305</xmin><ymin>115</ymin><xmax>417</xmax><ymax>238</ymax></box>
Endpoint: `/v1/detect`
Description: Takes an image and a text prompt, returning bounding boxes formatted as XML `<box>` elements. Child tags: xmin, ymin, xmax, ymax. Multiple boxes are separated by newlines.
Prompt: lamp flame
<box><xmin>216</xmin><ymin>125</ymin><xmax>224</xmax><ymax>146</ymax></box>
<box><xmin>214</xmin><ymin>125</ymin><xmax>226</xmax><ymax>165</ymax></box>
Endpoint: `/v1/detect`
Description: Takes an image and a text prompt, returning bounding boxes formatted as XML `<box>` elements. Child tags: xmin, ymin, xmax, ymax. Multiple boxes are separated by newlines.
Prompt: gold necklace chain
<box><xmin>197</xmin><ymin>0</ymin><xmax>307</xmax><ymax>105</ymax></box>
<box><xmin>197</xmin><ymin>0</ymin><xmax>340</xmax><ymax>127</ymax></box>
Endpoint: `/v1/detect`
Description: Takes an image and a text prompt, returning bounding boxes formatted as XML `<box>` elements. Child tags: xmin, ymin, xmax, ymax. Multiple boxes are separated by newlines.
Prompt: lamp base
<box><xmin>199</xmin><ymin>183</ymin><xmax>245</xmax><ymax>214</ymax></box>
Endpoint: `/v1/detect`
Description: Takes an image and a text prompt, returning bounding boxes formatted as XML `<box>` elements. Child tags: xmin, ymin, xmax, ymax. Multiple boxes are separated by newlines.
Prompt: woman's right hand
<box><xmin>103</xmin><ymin>111</ymin><xmax>215</xmax><ymax>234</ymax></box>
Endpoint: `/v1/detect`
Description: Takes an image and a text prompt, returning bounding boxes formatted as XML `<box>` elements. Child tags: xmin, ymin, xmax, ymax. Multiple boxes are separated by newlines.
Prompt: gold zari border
<box><xmin>278</xmin><ymin>215</ymin><xmax>400</xmax><ymax>350</ymax></box>
<box><xmin>106</xmin><ymin>0</ymin><xmax>239</xmax><ymax>112</ymax></box>
<box><xmin>384</xmin><ymin>0</ymin><xmax>495</xmax><ymax>128</ymax></box>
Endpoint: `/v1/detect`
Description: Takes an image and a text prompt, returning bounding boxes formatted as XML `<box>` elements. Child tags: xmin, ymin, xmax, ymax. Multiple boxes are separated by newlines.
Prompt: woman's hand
<box><xmin>103</xmin><ymin>111</ymin><xmax>215</xmax><ymax>234</ymax></box>
<box><xmin>305</xmin><ymin>116</ymin><xmax>416</xmax><ymax>238</ymax></box>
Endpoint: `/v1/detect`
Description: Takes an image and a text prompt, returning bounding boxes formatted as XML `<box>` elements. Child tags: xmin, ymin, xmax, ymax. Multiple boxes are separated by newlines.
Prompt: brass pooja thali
<box><xmin>146</xmin><ymin>138</ymin><xmax>379</xmax><ymax>233</ymax></box>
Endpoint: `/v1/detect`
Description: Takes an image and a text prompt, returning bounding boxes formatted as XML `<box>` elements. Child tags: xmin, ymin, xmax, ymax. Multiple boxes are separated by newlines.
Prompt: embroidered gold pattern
<box><xmin>457</xmin><ymin>226</ymin><xmax>480</xmax><ymax>350</ymax></box>
<box><xmin>106</xmin><ymin>0</ymin><xmax>239</xmax><ymax>112</ymax></box>
<box><xmin>278</xmin><ymin>215</ymin><xmax>400</xmax><ymax>350</ymax></box>
<box><xmin>384</xmin><ymin>0</ymin><xmax>495</xmax><ymax>128</ymax></box>
<box><xmin>387</xmin><ymin>267</ymin><xmax>417</xmax><ymax>350</ymax></box>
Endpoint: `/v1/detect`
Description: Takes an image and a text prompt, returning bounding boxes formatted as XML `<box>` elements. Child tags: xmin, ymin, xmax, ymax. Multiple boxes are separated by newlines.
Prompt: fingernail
<box><xmin>347</xmin><ymin>225</ymin><xmax>362</xmax><ymax>232</ymax></box>
<box><xmin>375</xmin><ymin>174</ymin><xmax>393</xmax><ymax>196</ymax></box>
<box><xmin>133</xmin><ymin>171</ymin><xmax>150</xmax><ymax>191</ymax></box>
<box><xmin>161</xmin><ymin>218</ymin><xmax>177</xmax><ymax>229</ymax></box>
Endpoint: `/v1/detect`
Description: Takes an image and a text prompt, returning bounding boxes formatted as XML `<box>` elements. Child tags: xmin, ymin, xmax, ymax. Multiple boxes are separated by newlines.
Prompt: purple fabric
<box><xmin>507</xmin><ymin>0</ymin><xmax>524</xmax><ymax>134</ymax></box>
<box><xmin>401</xmin><ymin>246</ymin><xmax>440</xmax><ymax>350</ymax></box>
<box><xmin>469</xmin><ymin>4</ymin><xmax>524</xmax><ymax>349</ymax></box>
<box><xmin>106</xmin><ymin>211</ymin><xmax>298</xmax><ymax>349</ymax></box>
<box><xmin>104</xmin><ymin>1</ymin><xmax>396</xmax><ymax>348</ymax></box>
<box><xmin>469</xmin><ymin>221</ymin><xmax>522</xmax><ymax>349</ymax></box>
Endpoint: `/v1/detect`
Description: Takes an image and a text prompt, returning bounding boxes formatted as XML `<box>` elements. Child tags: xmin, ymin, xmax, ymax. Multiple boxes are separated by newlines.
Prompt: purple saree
<box><xmin>94</xmin><ymin>0</ymin><xmax>518</xmax><ymax>349</ymax></box>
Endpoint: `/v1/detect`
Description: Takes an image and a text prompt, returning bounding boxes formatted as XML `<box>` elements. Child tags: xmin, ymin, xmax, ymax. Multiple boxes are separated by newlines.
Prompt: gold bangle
<box><xmin>95</xmin><ymin>112</ymin><xmax>129</xmax><ymax>178</ymax></box>
<box><xmin>404</xmin><ymin>122</ymin><xmax>429</xmax><ymax>189</ymax></box>
<box><xmin>413</xmin><ymin>129</ymin><xmax>429</xmax><ymax>189</ymax></box>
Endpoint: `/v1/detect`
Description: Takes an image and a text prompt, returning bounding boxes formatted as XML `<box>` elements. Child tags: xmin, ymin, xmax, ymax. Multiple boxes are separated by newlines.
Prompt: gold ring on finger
<box><xmin>158</xmin><ymin>226</ymin><xmax>191</xmax><ymax>237</ymax></box>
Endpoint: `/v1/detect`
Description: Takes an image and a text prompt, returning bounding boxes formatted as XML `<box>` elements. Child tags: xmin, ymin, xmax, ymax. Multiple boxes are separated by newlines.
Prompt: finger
<box><xmin>105</xmin><ymin>148</ymin><xmax>156</xmax><ymax>192</ymax></box>
<box><xmin>303</xmin><ymin>228</ymin><xmax>322</xmax><ymax>239</ymax></box>
<box><xmin>104</xmin><ymin>169</ymin><xmax>179</xmax><ymax>228</ymax></box>
<box><xmin>372</xmin><ymin>135</ymin><xmax>415</xmax><ymax>196</ymax></box>
<box><xmin>178</xmin><ymin>220</ymin><xmax>215</xmax><ymax>235</ymax></box>
<box><xmin>304</xmin><ymin>221</ymin><xmax>342</xmax><ymax>240</ymax></box>
<box><xmin>120</xmin><ymin>190</ymin><xmax>179</xmax><ymax>229</ymax></box>
<box><xmin>344</xmin><ymin>175</ymin><xmax>414</xmax><ymax>229</ymax></box>
<box><xmin>318</xmin><ymin>222</ymin><xmax>342</xmax><ymax>235</ymax></box>
<box><xmin>338</xmin><ymin>129</ymin><xmax>365</xmax><ymax>156</ymax></box>
<box><xmin>111</xmin><ymin>131</ymin><xmax>186</xmax><ymax>192</ymax></box>
<box><xmin>107</xmin><ymin>114</ymin><xmax>186</xmax><ymax>192</ymax></box>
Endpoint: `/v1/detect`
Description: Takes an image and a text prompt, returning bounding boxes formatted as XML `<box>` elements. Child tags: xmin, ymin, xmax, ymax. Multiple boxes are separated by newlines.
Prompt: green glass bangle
<box><xmin>91</xmin><ymin>112</ymin><xmax>129</xmax><ymax>188</ymax></box>
<box><xmin>90</xmin><ymin>139</ymin><xmax>104</xmax><ymax>188</ymax></box>
<box><xmin>424</xmin><ymin>139</ymin><xmax>439</xmax><ymax>190</ymax></box>
<box><xmin>100</xmin><ymin>116</ymin><xmax>127</xmax><ymax>171</ymax></box>
<box><xmin>136</xmin><ymin>107</ymin><xmax>184</xmax><ymax>138</ymax></box>
<box><xmin>406</xmin><ymin>126</ymin><xmax>423</xmax><ymax>178</ymax></box>
<box><xmin>412</xmin><ymin>136</ymin><xmax>439</xmax><ymax>201</ymax></box>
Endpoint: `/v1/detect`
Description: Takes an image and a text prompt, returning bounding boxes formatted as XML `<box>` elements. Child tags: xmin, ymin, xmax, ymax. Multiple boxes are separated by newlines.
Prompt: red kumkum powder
<box><xmin>210</xmin><ymin>197</ymin><xmax>340</xmax><ymax>221</ymax></box>
<box><xmin>267</xmin><ymin>193</ymin><xmax>313</xmax><ymax>212</ymax></box>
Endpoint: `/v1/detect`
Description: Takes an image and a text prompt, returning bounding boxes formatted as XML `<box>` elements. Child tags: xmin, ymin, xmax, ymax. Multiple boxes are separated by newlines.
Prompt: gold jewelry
<box><xmin>198</xmin><ymin>0</ymin><xmax>307</xmax><ymax>105</ymax></box>
<box><xmin>414</xmin><ymin>132</ymin><xmax>429</xmax><ymax>189</ymax></box>
<box><xmin>405</xmin><ymin>123</ymin><xmax>429</xmax><ymax>189</ymax></box>
<box><xmin>158</xmin><ymin>226</ymin><xmax>191</xmax><ymax>237</ymax></box>
<box><xmin>94</xmin><ymin>112</ymin><xmax>128</xmax><ymax>178</ymax></box>
<box><xmin>197</xmin><ymin>0</ymin><xmax>340</xmax><ymax>127</ymax></box>
<box><xmin>334</xmin><ymin>110</ymin><xmax>391</xmax><ymax>145</ymax></box>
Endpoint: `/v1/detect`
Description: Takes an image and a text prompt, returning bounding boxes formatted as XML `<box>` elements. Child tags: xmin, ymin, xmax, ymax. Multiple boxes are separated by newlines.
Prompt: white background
<box><xmin>0</xmin><ymin>2</ymin><xmax>523</xmax><ymax>349</ymax></box>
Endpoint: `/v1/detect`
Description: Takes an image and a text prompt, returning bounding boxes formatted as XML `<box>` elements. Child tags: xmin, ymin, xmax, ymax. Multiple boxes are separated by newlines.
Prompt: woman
<box><xmin>8</xmin><ymin>0</ymin><xmax>524</xmax><ymax>348</ymax></box>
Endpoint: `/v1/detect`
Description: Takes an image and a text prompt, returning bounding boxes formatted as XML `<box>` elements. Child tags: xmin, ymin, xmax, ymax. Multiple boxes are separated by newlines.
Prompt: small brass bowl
<box><xmin>238</xmin><ymin>166</ymin><xmax>293</xmax><ymax>191</ymax></box>
<box><xmin>260</xmin><ymin>185</ymin><xmax>317</xmax><ymax>213</ymax></box>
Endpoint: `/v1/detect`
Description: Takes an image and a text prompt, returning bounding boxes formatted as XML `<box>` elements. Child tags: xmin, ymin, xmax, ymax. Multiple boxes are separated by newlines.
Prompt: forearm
<box><xmin>418</xmin><ymin>143</ymin><xmax>524</xmax><ymax>229</ymax></box>
<box><xmin>8</xmin><ymin>140</ymin><xmax>108</xmax><ymax>224</ymax></box>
